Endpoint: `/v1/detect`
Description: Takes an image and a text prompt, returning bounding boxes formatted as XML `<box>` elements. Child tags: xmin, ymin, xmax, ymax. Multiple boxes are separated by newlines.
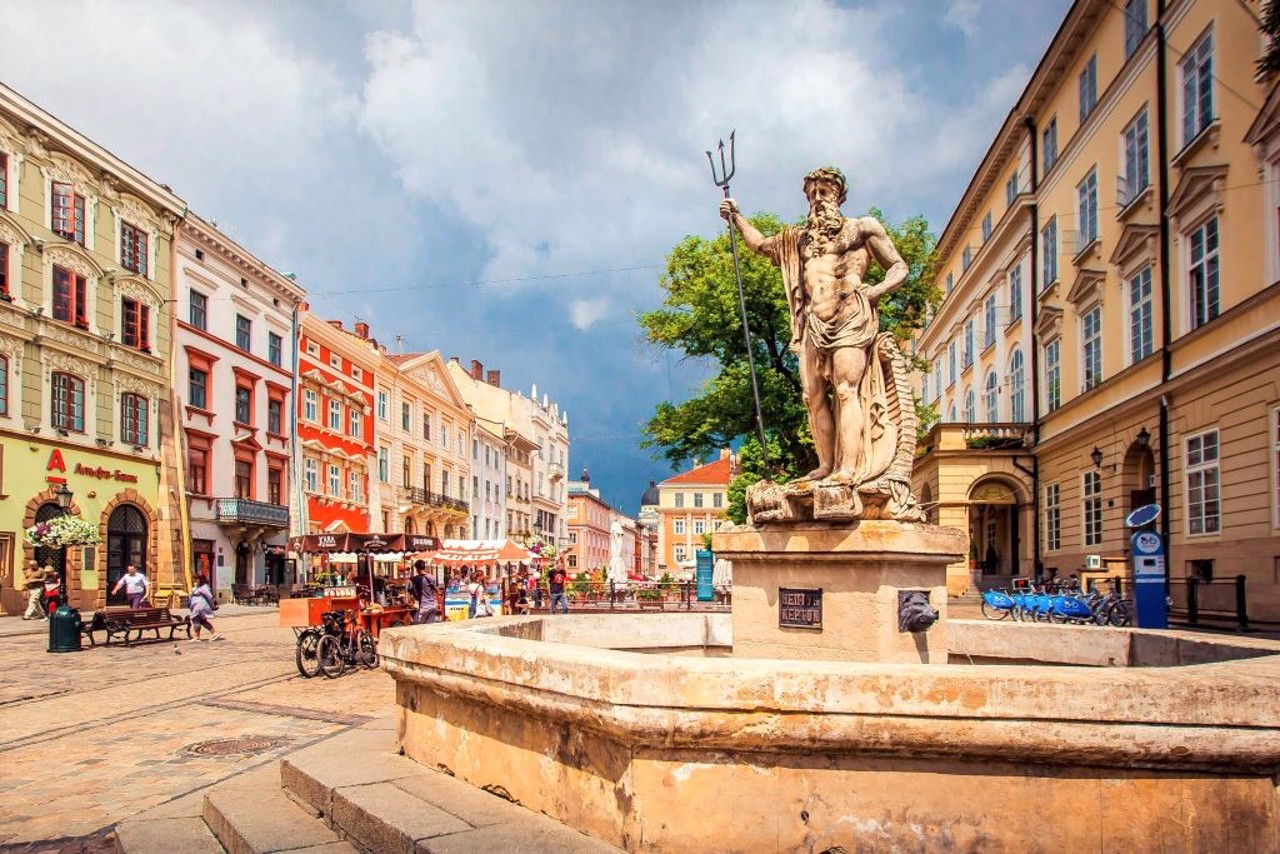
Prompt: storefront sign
<box><xmin>778</xmin><ymin>587</ymin><xmax>823</xmax><ymax>629</ymax></box>
<box><xmin>46</xmin><ymin>449</ymin><xmax>138</xmax><ymax>483</ymax></box>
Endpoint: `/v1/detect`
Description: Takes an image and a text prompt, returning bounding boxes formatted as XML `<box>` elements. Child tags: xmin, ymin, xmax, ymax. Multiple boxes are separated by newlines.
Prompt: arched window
<box><xmin>51</xmin><ymin>372</ymin><xmax>85</xmax><ymax>432</ymax></box>
<box><xmin>984</xmin><ymin>371</ymin><xmax>999</xmax><ymax>422</ymax></box>
<box><xmin>948</xmin><ymin>402</ymin><xmax>957</xmax><ymax>422</ymax></box>
<box><xmin>1009</xmin><ymin>348</ymin><xmax>1025</xmax><ymax>422</ymax></box>
<box><xmin>963</xmin><ymin>388</ymin><xmax>975</xmax><ymax>423</ymax></box>
<box><xmin>120</xmin><ymin>393</ymin><xmax>148</xmax><ymax>446</ymax></box>
<box><xmin>0</xmin><ymin>354</ymin><xmax>8</xmax><ymax>416</ymax></box>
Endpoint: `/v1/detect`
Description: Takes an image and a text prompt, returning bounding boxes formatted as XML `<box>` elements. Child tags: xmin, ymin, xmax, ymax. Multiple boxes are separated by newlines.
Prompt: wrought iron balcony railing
<box><xmin>215</xmin><ymin>498</ymin><xmax>290</xmax><ymax>528</ymax></box>
<box><xmin>403</xmin><ymin>486</ymin><xmax>468</xmax><ymax>513</ymax></box>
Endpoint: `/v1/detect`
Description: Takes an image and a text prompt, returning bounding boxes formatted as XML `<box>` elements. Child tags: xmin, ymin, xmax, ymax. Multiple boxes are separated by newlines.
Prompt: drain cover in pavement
<box><xmin>185</xmin><ymin>735</ymin><xmax>289</xmax><ymax>756</ymax></box>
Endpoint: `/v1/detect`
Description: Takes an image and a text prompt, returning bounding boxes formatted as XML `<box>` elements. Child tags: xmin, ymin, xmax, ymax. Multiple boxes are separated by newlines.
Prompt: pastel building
<box><xmin>655</xmin><ymin>450</ymin><xmax>734</xmax><ymax>571</ymax></box>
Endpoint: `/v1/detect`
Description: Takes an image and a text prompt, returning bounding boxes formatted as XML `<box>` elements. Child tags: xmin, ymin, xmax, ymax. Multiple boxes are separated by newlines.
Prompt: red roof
<box><xmin>661</xmin><ymin>455</ymin><xmax>734</xmax><ymax>487</ymax></box>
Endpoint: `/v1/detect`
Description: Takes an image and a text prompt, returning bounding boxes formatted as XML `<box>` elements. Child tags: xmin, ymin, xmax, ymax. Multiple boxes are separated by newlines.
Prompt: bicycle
<box><xmin>315</xmin><ymin>610</ymin><xmax>378</xmax><ymax>679</ymax></box>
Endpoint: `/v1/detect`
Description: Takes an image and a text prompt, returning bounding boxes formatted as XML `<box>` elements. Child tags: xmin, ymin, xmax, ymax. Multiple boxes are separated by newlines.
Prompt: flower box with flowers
<box><xmin>25</xmin><ymin>515</ymin><xmax>101</xmax><ymax>549</ymax></box>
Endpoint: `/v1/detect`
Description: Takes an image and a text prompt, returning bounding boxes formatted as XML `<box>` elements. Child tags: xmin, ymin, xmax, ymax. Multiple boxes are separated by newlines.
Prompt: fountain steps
<box><xmin>114</xmin><ymin>718</ymin><xmax>619</xmax><ymax>854</ymax></box>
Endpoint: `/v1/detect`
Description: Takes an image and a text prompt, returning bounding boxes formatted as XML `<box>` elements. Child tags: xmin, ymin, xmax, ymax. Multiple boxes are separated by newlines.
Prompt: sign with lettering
<box><xmin>778</xmin><ymin>587</ymin><xmax>823</xmax><ymax>629</ymax></box>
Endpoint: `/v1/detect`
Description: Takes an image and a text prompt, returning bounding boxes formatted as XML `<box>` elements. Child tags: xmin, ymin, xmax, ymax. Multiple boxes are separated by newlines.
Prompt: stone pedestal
<box><xmin>713</xmin><ymin>520</ymin><xmax>965</xmax><ymax>663</ymax></box>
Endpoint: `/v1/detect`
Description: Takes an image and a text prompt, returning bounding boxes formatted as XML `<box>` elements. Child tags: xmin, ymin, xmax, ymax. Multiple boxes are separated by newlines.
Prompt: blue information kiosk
<box><xmin>695</xmin><ymin>550</ymin><xmax>715</xmax><ymax>602</ymax></box>
<box><xmin>1126</xmin><ymin>504</ymin><xmax>1167</xmax><ymax>630</ymax></box>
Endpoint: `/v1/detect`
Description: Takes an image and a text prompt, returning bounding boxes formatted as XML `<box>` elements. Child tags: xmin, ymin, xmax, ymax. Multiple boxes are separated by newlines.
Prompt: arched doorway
<box><xmin>1124</xmin><ymin>441</ymin><xmax>1157</xmax><ymax>515</ymax></box>
<box><xmin>967</xmin><ymin>478</ymin><xmax>1025</xmax><ymax>581</ymax></box>
<box><xmin>32</xmin><ymin>503</ymin><xmax>66</xmax><ymax>589</ymax></box>
<box><xmin>107</xmin><ymin>505</ymin><xmax>148</xmax><ymax>605</ymax></box>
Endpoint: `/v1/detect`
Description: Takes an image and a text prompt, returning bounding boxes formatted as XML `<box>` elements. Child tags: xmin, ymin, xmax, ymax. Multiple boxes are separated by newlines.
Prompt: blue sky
<box><xmin>2</xmin><ymin>0</ymin><xmax>1070</xmax><ymax>514</ymax></box>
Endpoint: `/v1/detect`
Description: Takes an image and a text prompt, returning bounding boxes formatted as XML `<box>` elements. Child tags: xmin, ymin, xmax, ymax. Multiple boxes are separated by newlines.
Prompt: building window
<box><xmin>120</xmin><ymin>222</ymin><xmax>148</xmax><ymax>276</ymax></box>
<box><xmin>948</xmin><ymin>402</ymin><xmax>957</xmax><ymax>422</ymax></box>
<box><xmin>328</xmin><ymin>464</ymin><xmax>341</xmax><ymax>496</ymax></box>
<box><xmin>694</xmin><ymin>492</ymin><xmax>704</xmax><ymax>508</ymax></box>
<box><xmin>948</xmin><ymin>341</ymin><xmax>957</xmax><ymax>386</ymax></box>
<box><xmin>1083</xmin><ymin>470</ymin><xmax>1103</xmax><ymax>547</ymax></box>
<box><xmin>1186</xmin><ymin>429</ymin><xmax>1220</xmax><ymax>535</ymax></box>
<box><xmin>945</xmin><ymin>272</ymin><xmax>953</xmax><ymax>294</ymax></box>
<box><xmin>235</xmin><ymin>459</ymin><xmax>253</xmax><ymax>499</ymax></box>
<box><xmin>1182</xmin><ymin>28</ymin><xmax>1214</xmax><ymax>145</ymax></box>
<box><xmin>401</xmin><ymin>401</ymin><xmax>411</xmax><ymax>432</ymax></box>
<box><xmin>674</xmin><ymin>519</ymin><xmax>686</xmax><ymax>535</ymax></box>
<box><xmin>120</xmin><ymin>392</ymin><xmax>148</xmax><ymax>445</ymax></box>
<box><xmin>349</xmin><ymin>471</ymin><xmax>361</xmax><ymax>502</ymax></box>
<box><xmin>1009</xmin><ymin>348</ymin><xmax>1025</xmax><ymax>422</ymax></box>
<box><xmin>351</xmin><ymin>366</ymin><xmax>362</xmax><ymax>381</ymax></box>
<box><xmin>963</xmin><ymin>320</ymin><xmax>974</xmax><ymax>369</ymax></box>
<box><xmin>189</xmin><ymin>446</ymin><xmax>209</xmax><ymax>495</ymax></box>
<box><xmin>984</xmin><ymin>371</ymin><xmax>998</xmax><ymax>422</ymax></box>
<box><xmin>0</xmin><ymin>354</ymin><xmax>7</xmax><ymax>415</ymax></box>
<box><xmin>235</xmin><ymin>385</ymin><xmax>252</xmax><ymax>425</ymax></box>
<box><xmin>189</xmin><ymin>290</ymin><xmax>207</xmax><ymax>330</ymax></box>
<box><xmin>378</xmin><ymin>447</ymin><xmax>389</xmax><ymax>483</ymax></box>
<box><xmin>304</xmin><ymin>458</ymin><xmax>318</xmax><ymax>492</ymax></box>
<box><xmin>268</xmin><ymin>466</ymin><xmax>282</xmax><ymax>504</ymax></box>
<box><xmin>305</xmin><ymin>340</ymin><xmax>319</xmax><ymax>357</ymax></box>
<box><xmin>267</xmin><ymin>398</ymin><xmax>282</xmax><ymax>434</ymax></box>
<box><xmin>1121</xmin><ymin>109</ymin><xmax>1150</xmax><ymax>206</ymax></box>
<box><xmin>1041</xmin><ymin>218</ymin><xmax>1058</xmax><ymax>287</ymax></box>
<box><xmin>1077</xmin><ymin>168</ymin><xmax>1098</xmax><ymax>248</ymax></box>
<box><xmin>52</xmin><ymin>265</ymin><xmax>88</xmax><ymax>328</ymax></box>
<box><xmin>348</xmin><ymin>407</ymin><xmax>360</xmax><ymax>437</ymax></box>
<box><xmin>235</xmin><ymin>315</ymin><xmax>252</xmax><ymax>351</ymax></box>
<box><xmin>674</xmin><ymin>492</ymin><xmax>684</xmax><ymax>509</ymax></box>
<box><xmin>440</xmin><ymin>424</ymin><xmax>449</xmax><ymax>449</ymax></box>
<box><xmin>303</xmin><ymin>389</ymin><xmax>317</xmax><ymax>422</ymax></box>
<box><xmin>1009</xmin><ymin>265</ymin><xmax>1023</xmax><ymax>323</ymax></box>
<box><xmin>1043</xmin><ymin>117</ymin><xmax>1058</xmax><ymax>173</ymax></box>
<box><xmin>328</xmin><ymin>399</ymin><xmax>341</xmax><ymax>431</ymax></box>
<box><xmin>1044</xmin><ymin>483</ymin><xmax>1061</xmax><ymax>551</ymax></box>
<box><xmin>268</xmin><ymin>332</ymin><xmax>283</xmax><ymax>367</ymax></box>
<box><xmin>983</xmin><ymin>295</ymin><xmax>996</xmax><ymax>349</ymax></box>
<box><xmin>377</xmin><ymin>391</ymin><xmax>388</xmax><ymax>421</ymax></box>
<box><xmin>674</xmin><ymin>546</ymin><xmax>687</xmax><ymax>564</ymax></box>
<box><xmin>981</xmin><ymin>212</ymin><xmax>992</xmax><ymax>243</ymax></box>
<box><xmin>0</xmin><ymin>241</ymin><xmax>8</xmax><ymax>297</ymax></box>
<box><xmin>189</xmin><ymin>368</ymin><xmax>208</xmax><ymax>410</ymax></box>
<box><xmin>1129</xmin><ymin>266</ymin><xmax>1154</xmax><ymax>363</ymax></box>
<box><xmin>422</xmin><ymin>414</ymin><xmax>431</xmax><ymax>440</ymax></box>
<box><xmin>1044</xmin><ymin>339</ymin><xmax>1061</xmax><ymax>412</ymax></box>
<box><xmin>402</xmin><ymin>455</ymin><xmax>412</xmax><ymax>488</ymax></box>
<box><xmin>694</xmin><ymin>520</ymin><xmax>706</xmax><ymax>535</ymax></box>
<box><xmin>120</xmin><ymin>297</ymin><xmax>150</xmax><ymax>351</ymax></box>
<box><xmin>1189</xmin><ymin>216</ymin><xmax>1220</xmax><ymax>330</ymax></box>
<box><xmin>1082</xmin><ymin>305</ymin><xmax>1102</xmax><ymax>391</ymax></box>
<box><xmin>0</xmin><ymin>151</ymin><xmax>6</xmax><ymax>208</ymax></box>
<box><xmin>51</xmin><ymin>182</ymin><xmax>86</xmax><ymax>245</ymax></box>
<box><xmin>1125</xmin><ymin>0</ymin><xmax>1147</xmax><ymax>58</ymax></box>
<box><xmin>963</xmin><ymin>388</ymin><xmax>975</xmax><ymax>423</ymax></box>
<box><xmin>713</xmin><ymin>492</ymin><xmax>724</xmax><ymax>509</ymax></box>
<box><xmin>1006</xmin><ymin>172</ymin><xmax>1018</xmax><ymax>206</ymax></box>
<box><xmin>1079</xmin><ymin>54</ymin><xmax>1097</xmax><ymax>122</ymax></box>
<box><xmin>51</xmin><ymin>372</ymin><xmax>84</xmax><ymax>432</ymax></box>
<box><xmin>962</xmin><ymin>246</ymin><xmax>972</xmax><ymax>272</ymax></box>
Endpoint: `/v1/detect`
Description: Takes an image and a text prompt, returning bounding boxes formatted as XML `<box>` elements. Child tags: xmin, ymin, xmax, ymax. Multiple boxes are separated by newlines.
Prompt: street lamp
<box><xmin>54</xmin><ymin>483</ymin><xmax>74</xmax><ymax>512</ymax></box>
<box><xmin>1090</xmin><ymin>446</ymin><xmax>1103</xmax><ymax>469</ymax></box>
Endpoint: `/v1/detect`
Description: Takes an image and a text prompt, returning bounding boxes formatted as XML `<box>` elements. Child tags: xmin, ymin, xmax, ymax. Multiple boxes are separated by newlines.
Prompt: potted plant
<box><xmin>637</xmin><ymin>586</ymin><xmax>663</xmax><ymax>609</ymax></box>
<box><xmin>25</xmin><ymin>515</ymin><xmax>101</xmax><ymax>549</ymax></box>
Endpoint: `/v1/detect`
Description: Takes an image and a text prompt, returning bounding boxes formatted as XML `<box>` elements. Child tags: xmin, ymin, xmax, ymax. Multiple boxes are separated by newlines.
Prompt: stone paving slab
<box><xmin>110</xmin><ymin>817</ymin><xmax>223</xmax><ymax>854</ymax></box>
<box><xmin>202</xmin><ymin>763</ymin><xmax>344</xmax><ymax>854</ymax></box>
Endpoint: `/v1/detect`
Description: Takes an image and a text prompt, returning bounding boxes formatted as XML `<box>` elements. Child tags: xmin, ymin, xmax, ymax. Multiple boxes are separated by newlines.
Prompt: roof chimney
<box><xmin>354</xmin><ymin>321</ymin><xmax>369</xmax><ymax>339</ymax></box>
<box><xmin>327</xmin><ymin>320</ymin><xmax>343</xmax><ymax>330</ymax></box>
<box><xmin>486</xmin><ymin>369</ymin><xmax>500</xmax><ymax>387</ymax></box>
<box><xmin>470</xmin><ymin>359</ymin><xmax>483</xmax><ymax>380</ymax></box>
<box><xmin>450</xmin><ymin>356</ymin><xmax>460</xmax><ymax>364</ymax></box>
<box><xmin>720</xmin><ymin>448</ymin><xmax>731</xmax><ymax>461</ymax></box>
<box><xmin>299</xmin><ymin>300</ymin><xmax>310</xmax><ymax>312</ymax></box>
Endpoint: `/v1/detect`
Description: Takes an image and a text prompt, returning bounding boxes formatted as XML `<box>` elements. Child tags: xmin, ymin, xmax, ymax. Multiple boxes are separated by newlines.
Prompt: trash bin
<box><xmin>48</xmin><ymin>603</ymin><xmax>83</xmax><ymax>653</ymax></box>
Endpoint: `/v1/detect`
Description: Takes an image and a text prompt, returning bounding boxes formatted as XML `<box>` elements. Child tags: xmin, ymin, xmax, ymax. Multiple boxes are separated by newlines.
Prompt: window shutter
<box><xmin>140</xmin><ymin>303</ymin><xmax>151</xmax><ymax>350</ymax></box>
<box><xmin>74</xmin><ymin>274</ymin><xmax>87</xmax><ymax>327</ymax></box>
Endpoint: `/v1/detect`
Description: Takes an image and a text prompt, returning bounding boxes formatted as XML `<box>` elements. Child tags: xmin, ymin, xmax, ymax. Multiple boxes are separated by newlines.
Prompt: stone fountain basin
<box><xmin>380</xmin><ymin>615</ymin><xmax>1280</xmax><ymax>852</ymax></box>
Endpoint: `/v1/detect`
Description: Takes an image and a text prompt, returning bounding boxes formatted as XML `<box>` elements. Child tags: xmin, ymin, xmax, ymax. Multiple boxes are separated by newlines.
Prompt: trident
<box><xmin>706</xmin><ymin>131</ymin><xmax>770</xmax><ymax>471</ymax></box>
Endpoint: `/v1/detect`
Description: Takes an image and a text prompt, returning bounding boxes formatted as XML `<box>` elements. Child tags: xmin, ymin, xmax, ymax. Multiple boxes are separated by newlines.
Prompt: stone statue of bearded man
<box><xmin>720</xmin><ymin>167</ymin><xmax>922</xmax><ymax>522</ymax></box>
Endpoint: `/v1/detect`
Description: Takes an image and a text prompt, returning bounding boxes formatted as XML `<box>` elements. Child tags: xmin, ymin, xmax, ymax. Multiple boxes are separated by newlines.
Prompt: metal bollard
<box><xmin>1235</xmin><ymin>575</ymin><xmax>1249</xmax><ymax>631</ymax></box>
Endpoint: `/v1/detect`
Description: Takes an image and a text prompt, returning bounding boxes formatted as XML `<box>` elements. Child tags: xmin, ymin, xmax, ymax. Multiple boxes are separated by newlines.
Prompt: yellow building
<box><xmin>655</xmin><ymin>450</ymin><xmax>734</xmax><ymax>572</ymax></box>
<box><xmin>0</xmin><ymin>83</ymin><xmax>186</xmax><ymax>611</ymax></box>
<box><xmin>913</xmin><ymin>0</ymin><xmax>1280</xmax><ymax>616</ymax></box>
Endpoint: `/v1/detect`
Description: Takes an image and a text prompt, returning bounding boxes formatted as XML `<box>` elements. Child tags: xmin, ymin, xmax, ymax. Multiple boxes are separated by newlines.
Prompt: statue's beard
<box><xmin>806</xmin><ymin>199</ymin><xmax>844</xmax><ymax>242</ymax></box>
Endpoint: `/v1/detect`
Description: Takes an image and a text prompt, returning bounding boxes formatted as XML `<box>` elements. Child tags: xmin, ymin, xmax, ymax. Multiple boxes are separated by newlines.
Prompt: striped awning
<box><xmin>431</xmin><ymin>539</ymin><xmax>535</xmax><ymax>567</ymax></box>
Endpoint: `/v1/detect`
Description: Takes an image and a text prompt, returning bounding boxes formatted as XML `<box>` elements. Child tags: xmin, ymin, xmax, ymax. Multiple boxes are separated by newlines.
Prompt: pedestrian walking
<box><xmin>410</xmin><ymin>560</ymin><xmax>440</xmax><ymax>625</ymax></box>
<box><xmin>548</xmin><ymin>565</ymin><xmax>570</xmax><ymax>615</ymax></box>
<box><xmin>22</xmin><ymin>561</ymin><xmax>46</xmax><ymax>620</ymax></box>
<box><xmin>42</xmin><ymin>570</ymin><xmax>61</xmax><ymax>616</ymax></box>
<box><xmin>467</xmin><ymin>571</ymin><xmax>484</xmax><ymax>619</ymax></box>
<box><xmin>188</xmin><ymin>574</ymin><xmax>222</xmax><ymax>641</ymax></box>
<box><xmin>112</xmin><ymin>564</ymin><xmax>149</xmax><ymax>609</ymax></box>
<box><xmin>530</xmin><ymin>568</ymin><xmax>544</xmax><ymax>611</ymax></box>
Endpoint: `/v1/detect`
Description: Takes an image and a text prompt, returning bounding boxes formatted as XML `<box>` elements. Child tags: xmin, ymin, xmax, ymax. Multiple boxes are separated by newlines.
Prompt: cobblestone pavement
<box><xmin>0</xmin><ymin>610</ymin><xmax>394</xmax><ymax>852</ymax></box>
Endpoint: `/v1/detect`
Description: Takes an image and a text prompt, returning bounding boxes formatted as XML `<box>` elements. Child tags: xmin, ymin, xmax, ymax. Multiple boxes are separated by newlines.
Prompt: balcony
<box><xmin>917</xmin><ymin>422</ymin><xmax>1031</xmax><ymax>457</ymax></box>
<box><xmin>548</xmin><ymin>462</ymin><xmax>565</xmax><ymax>482</ymax></box>
<box><xmin>403</xmin><ymin>486</ymin><xmax>468</xmax><ymax>514</ymax></box>
<box><xmin>215</xmin><ymin>498</ymin><xmax>289</xmax><ymax>528</ymax></box>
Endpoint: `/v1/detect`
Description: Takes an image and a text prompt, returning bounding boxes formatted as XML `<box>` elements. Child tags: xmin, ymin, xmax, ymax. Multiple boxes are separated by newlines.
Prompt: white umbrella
<box><xmin>712</xmin><ymin>558</ymin><xmax>733</xmax><ymax>587</ymax></box>
<box><xmin>606</xmin><ymin>520</ymin><xmax>629</xmax><ymax>588</ymax></box>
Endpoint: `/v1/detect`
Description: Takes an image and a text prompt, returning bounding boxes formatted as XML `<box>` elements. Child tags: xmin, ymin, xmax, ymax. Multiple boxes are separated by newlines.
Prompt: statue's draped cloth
<box><xmin>771</xmin><ymin>227</ymin><xmax>898</xmax><ymax>486</ymax></box>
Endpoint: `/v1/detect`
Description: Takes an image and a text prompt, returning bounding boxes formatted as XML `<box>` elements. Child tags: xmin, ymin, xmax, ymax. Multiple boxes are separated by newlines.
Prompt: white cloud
<box><xmin>569</xmin><ymin>297</ymin><xmax>610</xmax><ymax>331</ymax></box>
<box><xmin>944</xmin><ymin>0</ymin><xmax>982</xmax><ymax>38</ymax></box>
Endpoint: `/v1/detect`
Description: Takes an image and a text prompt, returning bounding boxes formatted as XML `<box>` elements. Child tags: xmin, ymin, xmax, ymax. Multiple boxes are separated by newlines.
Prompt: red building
<box><xmin>295</xmin><ymin>312</ymin><xmax>380</xmax><ymax>534</ymax></box>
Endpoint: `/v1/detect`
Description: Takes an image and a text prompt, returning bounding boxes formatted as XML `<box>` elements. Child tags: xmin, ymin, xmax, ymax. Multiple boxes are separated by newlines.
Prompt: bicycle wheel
<box><xmin>317</xmin><ymin>633</ymin><xmax>346</xmax><ymax>679</ymax></box>
<box><xmin>295</xmin><ymin>629</ymin><xmax>323</xmax><ymax>678</ymax></box>
<box><xmin>356</xmin><ymin>630</ymin><xmax>379</xmax><ymax>669</ymax></box>
<box><xmin>980</xmin><ymin>600</ymin><xmax>1010</xmax><ymax>621</ymax></box>
<box><xmin>1107</xmin><ymin>600</ymin><xmax>1132</xmax><ymax>627</ymax></box>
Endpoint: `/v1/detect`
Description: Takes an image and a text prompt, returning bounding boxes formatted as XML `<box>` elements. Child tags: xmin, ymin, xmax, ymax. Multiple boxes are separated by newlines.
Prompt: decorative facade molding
<box><xmin>43</xmin><ymin>153</ymin><xmax>96</xmax><ymax>193</ymax></box>
<box><xmin>42</xmin><ymin>243</ymin><xmax>104</xmax><ymax>279</ymax></box>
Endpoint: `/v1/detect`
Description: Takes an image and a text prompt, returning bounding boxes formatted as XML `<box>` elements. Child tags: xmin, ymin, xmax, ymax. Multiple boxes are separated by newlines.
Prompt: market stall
<box><xmin>432</xmin><ymin>539</ymin><xmax>535</xmax><ymax>619</ymax></box>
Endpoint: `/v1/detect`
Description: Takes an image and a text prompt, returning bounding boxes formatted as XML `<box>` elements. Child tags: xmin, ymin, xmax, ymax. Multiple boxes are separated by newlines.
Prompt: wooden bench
<box><xmin>101</xmin><ymin>606</ymin><xmax>191</xmax><ymax>646</ymax></box>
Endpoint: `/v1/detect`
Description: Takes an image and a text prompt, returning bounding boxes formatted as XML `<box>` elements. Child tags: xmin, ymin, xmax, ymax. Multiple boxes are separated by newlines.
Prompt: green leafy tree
<box><xmin>641</xmin><ymin>208</ymin><xmax>939</xmax><ymax>480</ymax></box>
<box><xmin>1259</xmin><ymin>1</ymin><xmax>1280</xmax><ymax>81</ymax></box>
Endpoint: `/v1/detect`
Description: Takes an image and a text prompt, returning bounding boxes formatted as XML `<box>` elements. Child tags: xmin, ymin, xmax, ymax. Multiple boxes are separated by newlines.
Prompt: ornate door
<box><xmin>106</xmin><ymin>505</ymin><xmax>147</xmax><ymax>605</ymax></box>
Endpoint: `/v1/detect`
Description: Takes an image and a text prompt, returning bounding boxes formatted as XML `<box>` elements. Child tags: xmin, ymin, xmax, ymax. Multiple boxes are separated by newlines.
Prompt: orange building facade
<box><xmin>655</xmin><ymin>450</ymin><xmax>734</xmax><ymax>572</ymax></box>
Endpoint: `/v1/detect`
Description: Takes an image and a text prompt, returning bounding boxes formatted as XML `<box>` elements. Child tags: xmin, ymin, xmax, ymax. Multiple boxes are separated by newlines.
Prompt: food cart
<box><xmin>282</xmin><ymin>533</ymin><xmax>440</xmax><ymax>637</ymax></box>
<box><xmin>432</xmin><ymin>539</ymin><xmax>536</xmax><ymax>619</ymax></box>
